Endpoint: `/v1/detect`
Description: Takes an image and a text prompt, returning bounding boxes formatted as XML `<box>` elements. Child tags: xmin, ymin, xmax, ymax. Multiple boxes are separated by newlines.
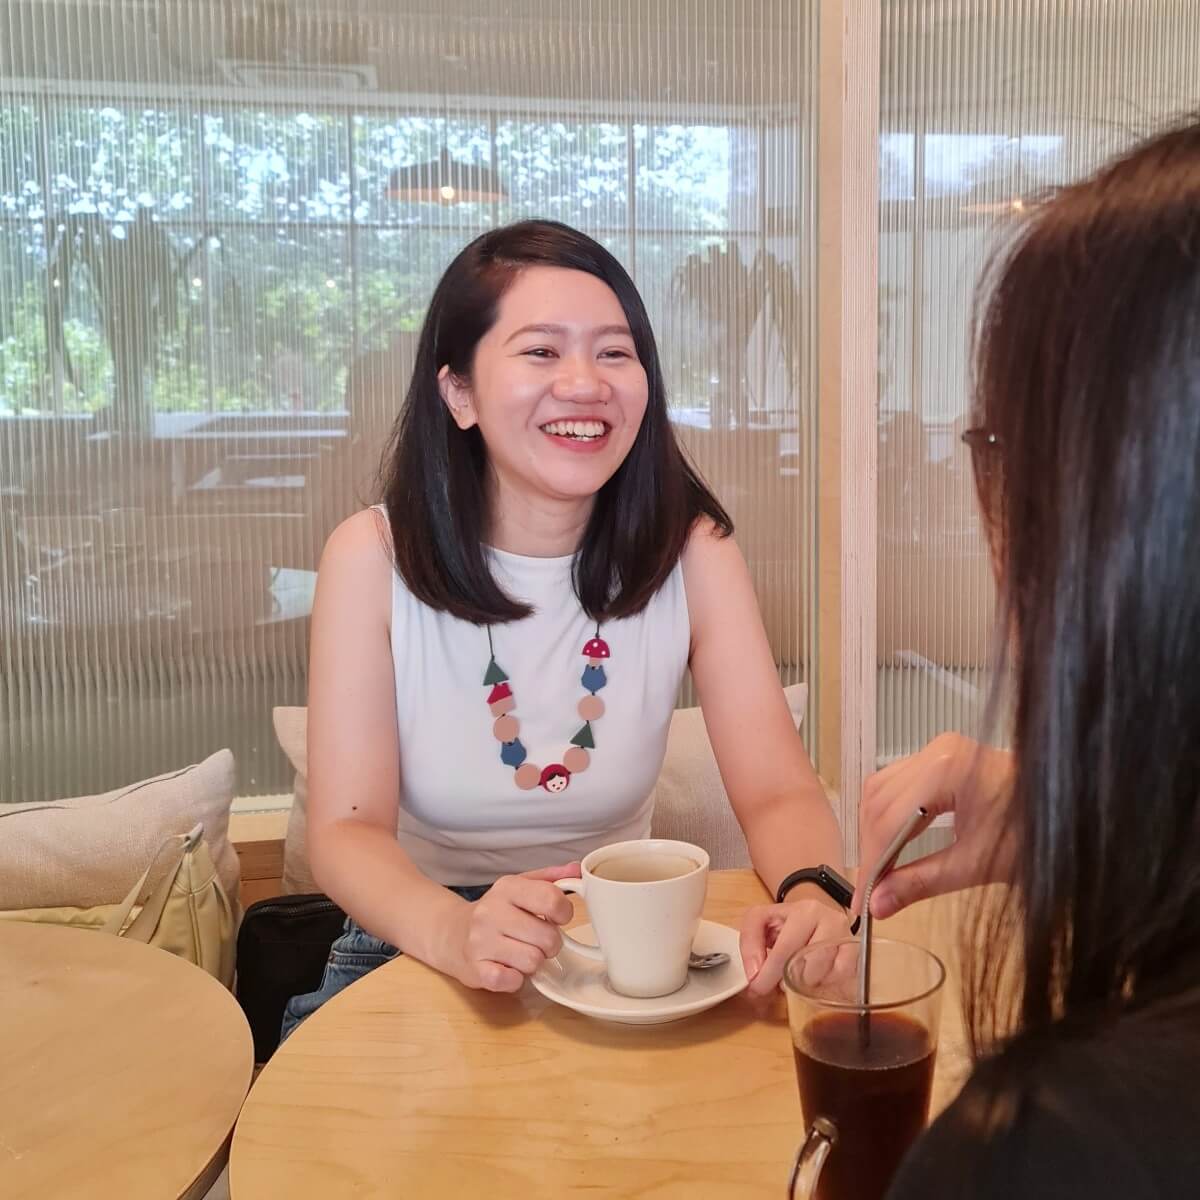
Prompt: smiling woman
<box><xmin>289</xmin><ymin>218</ymin><xmax>845</xmax><ymax>1040</ymax></box>
<box><xmin>384</xmin><ymin>220</ymin><xmax>728</xmax><ymax>625</ymax></box>
<box><xmin>438</xmin><ymin>275</ymin><xmax>648</xmax><ymax>520</ymax></box>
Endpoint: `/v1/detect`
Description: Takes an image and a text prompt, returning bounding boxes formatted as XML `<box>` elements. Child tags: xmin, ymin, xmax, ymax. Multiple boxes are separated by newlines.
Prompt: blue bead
<box><xmin>581</xmin><ymin>664</ymin><xmax>608</xmax><ymax>693</ymax></box>
<box><xmin>500</xmin><ymin>738</ymin><xmax>527</xmax><ymax>768</ymax></box>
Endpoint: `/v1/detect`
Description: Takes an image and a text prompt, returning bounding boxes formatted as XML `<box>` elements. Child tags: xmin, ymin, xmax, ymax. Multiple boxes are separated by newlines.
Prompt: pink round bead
<box><xmin>577</xmin><ymin>695</ymin><xmax>605</xmax><ymax>721</ymax></box>
<box><xmin>514</xmin><ymin>763</ymin><xmax>541</xmax><ymax>790</ymax></box>
<box><xmin>492</xmin><ymin>714</ymin><xmax>519</xmax><ymax>742</ymax></box>
<box><xmin>563</xmin><ymin>747</ymin><xmax>590</xmax><ymax>774</ymax></box>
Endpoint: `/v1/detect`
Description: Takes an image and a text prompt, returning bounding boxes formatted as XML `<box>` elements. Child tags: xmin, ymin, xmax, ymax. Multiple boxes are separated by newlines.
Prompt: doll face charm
<box><xmin>540</xmin><ymin>765</ymin><xmax>570</xmax><ymax>794</ymax></box>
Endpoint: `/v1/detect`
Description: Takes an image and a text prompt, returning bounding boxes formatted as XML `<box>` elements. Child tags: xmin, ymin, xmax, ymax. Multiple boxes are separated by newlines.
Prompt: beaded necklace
<box><xmin>483</xmin><ymin>625</ymin><xmax>610</xmax><ymax>793</ymax></box>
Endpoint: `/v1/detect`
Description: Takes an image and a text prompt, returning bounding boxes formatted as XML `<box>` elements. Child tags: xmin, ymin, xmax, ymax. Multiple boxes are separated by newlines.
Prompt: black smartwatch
<box><xmin>775</xmin><ymin>864</ymin><xmax>860</xmax><ymax>934</ymax></box>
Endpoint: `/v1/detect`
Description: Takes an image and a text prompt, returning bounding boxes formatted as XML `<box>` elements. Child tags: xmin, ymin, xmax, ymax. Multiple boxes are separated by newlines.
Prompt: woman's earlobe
<box><xmin>438</xmin><ymin>365</ymin><xmax>477</xmax><ymax>430</ymax></box>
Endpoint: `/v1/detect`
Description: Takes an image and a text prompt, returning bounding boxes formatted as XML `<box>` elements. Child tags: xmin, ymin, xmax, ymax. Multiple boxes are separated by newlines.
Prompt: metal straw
<box><xmin>857</xmin><ymin>806</ymin><xmax>929</xmax><ymax>1011</ymax></box>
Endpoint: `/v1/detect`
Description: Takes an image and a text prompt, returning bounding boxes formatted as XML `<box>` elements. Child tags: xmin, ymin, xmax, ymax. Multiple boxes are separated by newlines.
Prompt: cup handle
<box><xmin>787</xmin><ymin>1117</ymin><xmax>837</xmax><ymax>1199</ymax></box>
<box><xmin>554</xmin><ymin>878</ymin><xmax>604</xmax><ymax>961</ymax></box>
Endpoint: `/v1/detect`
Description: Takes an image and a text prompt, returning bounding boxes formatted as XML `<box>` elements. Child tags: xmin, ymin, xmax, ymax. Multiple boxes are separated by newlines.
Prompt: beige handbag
<box><xmin>1</xmin><ymin>823</ymin><xmax>237</xmax><ymax>988</ymax></box>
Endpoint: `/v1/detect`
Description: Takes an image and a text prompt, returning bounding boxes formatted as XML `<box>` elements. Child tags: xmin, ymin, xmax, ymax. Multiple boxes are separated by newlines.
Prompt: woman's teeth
<box><xmin>541</xmin><ymin>420</ymin><xmax>607</xmax><ymax>440</ymax></box>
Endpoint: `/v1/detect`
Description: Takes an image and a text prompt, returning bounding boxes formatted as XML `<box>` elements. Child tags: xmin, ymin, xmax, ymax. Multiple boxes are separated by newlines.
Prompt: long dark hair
<box><xmin>380</xmin><ymin>220</ymin><xmax>731</xmax><ymax>624</ymax></box>
<box><xmin>967</xmin><ymin>119</ymin><xmax>1200</xmax><ymax>1049</ymax></box>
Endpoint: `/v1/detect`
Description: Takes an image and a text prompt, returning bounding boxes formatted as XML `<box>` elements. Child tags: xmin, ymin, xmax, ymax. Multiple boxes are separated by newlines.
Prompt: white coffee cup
<box><xmin>554</xmin><ymin>838</ymin><xmax>709</xmax><ymax>998</ymax></box>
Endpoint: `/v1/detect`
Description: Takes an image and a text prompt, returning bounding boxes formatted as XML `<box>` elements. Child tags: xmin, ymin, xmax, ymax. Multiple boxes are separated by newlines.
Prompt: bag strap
<box><xmin>100</xmin><ymin>823</ymin><xmax>205</xmax><ymax>939</ymax></box>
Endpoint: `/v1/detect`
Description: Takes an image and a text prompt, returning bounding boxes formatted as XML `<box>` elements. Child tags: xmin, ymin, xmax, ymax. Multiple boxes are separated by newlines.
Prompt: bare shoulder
<box><xmin>681</xmin><ymin>515</ymin><xmax>748</xmax><ymax>584</ymax></box>
<box><xmin>320</xmin><ymin>508</ymin><xmax>392</xmax><ymax>576</ymax></box>
<box><xmin>314</xmin><ymin>508</ymin><xmax>394</xmax><ymax>623</ymax></box>
<box><xmin>680</xmin><ymin>517</ymin><xmax>759</xmax><ymax>655</ymax></box>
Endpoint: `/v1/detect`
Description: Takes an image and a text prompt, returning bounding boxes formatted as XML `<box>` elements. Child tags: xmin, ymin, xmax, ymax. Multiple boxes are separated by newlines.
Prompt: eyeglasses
<box><xmin>961</xmin><ymin>426</ymin><xmax>1003</xmax><ymax>513</ymax></box>
<box><xmin>960</xmin><ymin>427</ymin><xmax>1000</xmax><ymax>451</ymax></box>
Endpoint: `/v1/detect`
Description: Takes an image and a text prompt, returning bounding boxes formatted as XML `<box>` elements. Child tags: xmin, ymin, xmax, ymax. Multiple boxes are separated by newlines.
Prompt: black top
<box><xmin>887</xmin><ymin>1013</ymin><xmax>1200</xmax><ymax>1200</ymax></box>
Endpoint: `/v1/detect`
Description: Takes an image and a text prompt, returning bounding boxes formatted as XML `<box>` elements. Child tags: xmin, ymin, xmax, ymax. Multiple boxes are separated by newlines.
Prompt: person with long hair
<box><xmin>282</xmin><ymin>220</ymin><xmax>845</xmax><ymax>1034</ymax></box>
<box><xmin>851</xmin><ymin>122</ymin><xmax>1200</xmax><ymax>1195</ymax></box>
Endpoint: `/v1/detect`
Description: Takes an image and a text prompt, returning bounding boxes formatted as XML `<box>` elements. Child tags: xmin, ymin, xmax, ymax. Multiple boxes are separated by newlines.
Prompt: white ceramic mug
<box><xmin>554</xmin><ymin>839</ymin><xmax>709</xmax><ymax>998</ymax></box>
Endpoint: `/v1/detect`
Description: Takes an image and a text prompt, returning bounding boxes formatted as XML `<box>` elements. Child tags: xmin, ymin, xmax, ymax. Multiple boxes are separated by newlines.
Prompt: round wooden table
<box><xmin>230</xmin><ymin>870</ymin><xmax>973</xmax><ymax>1199</ymax></box>
<box><xmin>0</xmin><ymin>921</ymin><xmax>254</xmax><ymax>1200</ymax></box>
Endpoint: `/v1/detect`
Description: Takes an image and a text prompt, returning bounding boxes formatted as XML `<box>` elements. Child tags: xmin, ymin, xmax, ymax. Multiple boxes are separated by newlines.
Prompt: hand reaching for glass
<box><xmin>852</xmin><ymin>732</ymin><xmax>1015</xmax><ymax>921</ymax></box>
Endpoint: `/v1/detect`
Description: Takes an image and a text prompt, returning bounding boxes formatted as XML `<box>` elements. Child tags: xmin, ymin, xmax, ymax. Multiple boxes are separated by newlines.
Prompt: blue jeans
<box><xmin>280</xmin><ymin>884</ymin><xmax>491</xmax><ymax>1043</ymax></box>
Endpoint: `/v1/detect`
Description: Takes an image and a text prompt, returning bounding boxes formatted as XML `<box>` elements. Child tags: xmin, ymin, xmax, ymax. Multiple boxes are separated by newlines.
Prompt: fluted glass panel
<box><xmin>877</xmin><ymin>0</ymin><xmax>1200</xmax><ymax>764</ymax></box>
<box><xmin>1</xmin><ymin>1</ymin><xmax>818</xmax><ymax>802</ymax></box>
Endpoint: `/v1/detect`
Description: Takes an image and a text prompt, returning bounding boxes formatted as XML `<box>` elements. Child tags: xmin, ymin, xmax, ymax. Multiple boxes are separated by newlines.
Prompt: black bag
<box><xmin>235</xmin><ymin>893</ymin><xmax>345</xmax><ymax>1062</ymax></box>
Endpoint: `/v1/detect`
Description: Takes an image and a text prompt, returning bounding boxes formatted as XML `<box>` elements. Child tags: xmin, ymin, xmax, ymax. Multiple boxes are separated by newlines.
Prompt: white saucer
<box><xmin>531</xmin><ymin>919</ymin><xmax>748</xmax><ymax>1026</ymax></box>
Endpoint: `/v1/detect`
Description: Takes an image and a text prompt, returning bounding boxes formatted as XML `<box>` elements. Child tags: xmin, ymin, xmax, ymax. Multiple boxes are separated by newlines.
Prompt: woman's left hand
<box><xmin>739</xmin><ymin>896</ymin><xmax>852</xmax><ymax>997</ymax></box>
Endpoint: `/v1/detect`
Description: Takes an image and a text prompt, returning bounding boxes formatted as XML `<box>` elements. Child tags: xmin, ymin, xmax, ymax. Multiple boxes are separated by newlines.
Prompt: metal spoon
<box><xmin>688</xmin><ymin>950</ymin><xmax>730</xmax><ymax>970</ymax></box>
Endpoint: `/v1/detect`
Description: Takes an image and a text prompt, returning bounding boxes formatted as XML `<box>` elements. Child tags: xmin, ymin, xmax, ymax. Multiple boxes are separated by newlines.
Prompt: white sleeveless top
<box><xmin>389</xmin><ymin>542</ymin><xmax>691</xmax><ymax>885</ymax></box>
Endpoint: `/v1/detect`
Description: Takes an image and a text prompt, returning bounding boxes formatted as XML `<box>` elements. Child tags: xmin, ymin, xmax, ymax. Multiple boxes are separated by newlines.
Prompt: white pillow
<box><xmin>649</xmin><ymin>683</ymin><xmax>808</xmax><ymax>869</ymax></box>
<box><xmin>273</xmin><ymin>707</ymin><xmax>316</xmax><ymax>895</ymax></box>
<box><xmin>274</xmin><ymin>683</ymin><xmax>808</xmax><ymax>889</ymax></box>
<box><xmin>0</xmin><ymin>750</ymin><xmax>239</xmax><ymax>909</ymax></box>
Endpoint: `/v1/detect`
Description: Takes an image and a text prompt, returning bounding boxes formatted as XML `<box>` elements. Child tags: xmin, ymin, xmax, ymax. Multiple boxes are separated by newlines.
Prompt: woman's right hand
<box><xmin>440</xmin><ymin>862</ymin><xmax>581</xmax><ymax>993</ymax></box>
<box><xmin>853</xmin><ymin>733</ymin><xmax>1015</xmax><ymax>920</ymax></box>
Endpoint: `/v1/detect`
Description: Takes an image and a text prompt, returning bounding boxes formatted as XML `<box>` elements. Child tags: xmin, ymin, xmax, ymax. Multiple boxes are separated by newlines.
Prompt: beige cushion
<box><xmin>274</xmin><ymin>684</ymin><xmax>807</xmax><ymax>890</ymax></box>
<box><xmin>273</xmin><ymin>707</ymin><xmax>315</xmax><ymax>895</ymax></box>
<box><xmin>649</xmin><ymin>683</ymin><xmax>808</xmax><ymax>869</ymax></box>
<box><xmin>0</xmin><ymin>750</ymin><xmax>239</xmax><ymax>910</ymax></box>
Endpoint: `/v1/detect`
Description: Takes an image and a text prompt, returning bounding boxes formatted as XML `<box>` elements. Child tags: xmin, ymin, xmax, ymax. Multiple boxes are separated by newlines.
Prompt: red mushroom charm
<box><xmin>582</xmin><ymin>635</ymin><xmax>610</xmax><ymax>666</ymax></box>
<box><xmin>580</xmin><ymin>634</ymin><xmax>610</xmax><ymax>695</ymax></box>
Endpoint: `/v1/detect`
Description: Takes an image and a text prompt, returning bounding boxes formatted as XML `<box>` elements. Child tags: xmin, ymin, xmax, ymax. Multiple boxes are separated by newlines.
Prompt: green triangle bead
<box><xmin>569</xmin><ymin>722</ymin><xmax>595</xmax><ymax>750</ymax></box>
<box><xmin>483</xmin><ymin>658</ymin><xmax>510</xmax><ymax>686</ymax></box>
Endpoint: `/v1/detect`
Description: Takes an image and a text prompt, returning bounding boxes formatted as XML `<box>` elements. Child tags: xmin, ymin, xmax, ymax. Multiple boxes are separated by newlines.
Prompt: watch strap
<box><xmin>775</xmin><ymin>864</ymin><xmax>857</xmax><ymax>931</ymax></box>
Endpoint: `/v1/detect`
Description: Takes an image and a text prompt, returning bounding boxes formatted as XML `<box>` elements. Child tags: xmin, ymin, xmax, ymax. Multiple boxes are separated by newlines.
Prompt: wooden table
<box><xmin>0</xmin><ymin>921</ymin><xmax>254</xmax><ymax>1200</ymax></box>
<box><xmin>230</xmin><ymin>870</ymin><xmax>974</xmax><ymax>1199</ymax></box>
